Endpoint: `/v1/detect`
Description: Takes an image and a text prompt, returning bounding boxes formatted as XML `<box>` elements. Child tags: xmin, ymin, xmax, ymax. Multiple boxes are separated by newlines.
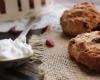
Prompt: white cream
<box><xmin>0</xmin><ymin>39</ymin><xmax>33</xmax><ymax>61</ymax></box>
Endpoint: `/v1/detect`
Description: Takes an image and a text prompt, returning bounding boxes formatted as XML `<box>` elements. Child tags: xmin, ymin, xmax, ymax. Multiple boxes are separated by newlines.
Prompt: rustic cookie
<box><xmin>68</xmin><ymin>31</ymin><xmax>100</xmax><ymax>70</ymax></box>
<box><xmin>60</xmin><ymin>2</ymin><xmax>100</xmax><ymax>36</ymax></box>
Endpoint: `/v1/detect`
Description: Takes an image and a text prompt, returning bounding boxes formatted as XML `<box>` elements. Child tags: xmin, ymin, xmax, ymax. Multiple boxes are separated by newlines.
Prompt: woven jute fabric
<box><xmin>30</xmin><ymin>27</ymin><xmax>100</xmax><ymax>80</ymax></box>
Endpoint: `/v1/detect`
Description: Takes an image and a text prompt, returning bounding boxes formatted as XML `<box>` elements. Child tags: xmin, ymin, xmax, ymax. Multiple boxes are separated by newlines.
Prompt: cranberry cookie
<box><xmin>68</xmin><ymin>31</ymin><xmax>100</xmax><ymax>70</ymax></box>
<box><xmin>60</xmin><ymin>2</ymin><xmax>100</xmax><ymax>36</ymax></box>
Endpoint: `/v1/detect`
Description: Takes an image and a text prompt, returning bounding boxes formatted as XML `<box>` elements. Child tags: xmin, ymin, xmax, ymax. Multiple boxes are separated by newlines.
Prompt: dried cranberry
<box><xmin>45</xmin><ymin>39</ymin><xmax>55</xmax><ymax>48</ymax></box>
<box><xmin>9</xmin><ymin>26</ymin><xmax>21</xmax><ymax>34</ymax></box>
<box><xmin>9</xmin><ymin>27</ymin><xmax>16</xmax><ymax>32</ymax></box>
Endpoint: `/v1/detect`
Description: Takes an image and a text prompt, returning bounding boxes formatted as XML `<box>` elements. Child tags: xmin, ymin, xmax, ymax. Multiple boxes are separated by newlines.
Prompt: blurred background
<box><xmin>0</xmin><ymin>0</ymin><xmax>99</xmax><ymax>32</ymax></box>
<box><xmin>54</xmin><ymin>0</ymin><xmax>100</xmax><ymax>10</ymax></box>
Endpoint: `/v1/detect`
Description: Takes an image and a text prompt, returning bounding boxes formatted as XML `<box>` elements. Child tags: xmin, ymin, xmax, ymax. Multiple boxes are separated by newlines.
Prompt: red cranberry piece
<box><xmin>9</xmin><ymin>27</ymin><xmax>16</xmax><ymax>32</ymax></box>
<box><xmin>9</xmin><ymin>26</ymin><xmax>21</xmax><ymax>34</ymax></box>
<box><xmin>45</xmin><ymin>39</ymin><xmax>55</xmax><ymax>48</ymax></box>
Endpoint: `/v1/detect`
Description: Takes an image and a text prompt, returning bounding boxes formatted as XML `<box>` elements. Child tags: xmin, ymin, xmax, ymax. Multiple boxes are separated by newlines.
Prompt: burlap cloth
<box><xmin>29</xmin><ymin>27</ymin><xmax>100</xmax><ymax>80</ymax></box>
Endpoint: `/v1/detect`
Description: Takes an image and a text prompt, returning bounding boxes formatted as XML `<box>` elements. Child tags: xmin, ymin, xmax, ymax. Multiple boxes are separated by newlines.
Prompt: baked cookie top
<box><xmin>60</xmin><ymin>2</ymin><xmax>100</xmax><ymax>36</ymax></box>
<box><xmin>68</xmin><ymin>31</ymin><xmax>100</xmax><ymax>70</ymax></box>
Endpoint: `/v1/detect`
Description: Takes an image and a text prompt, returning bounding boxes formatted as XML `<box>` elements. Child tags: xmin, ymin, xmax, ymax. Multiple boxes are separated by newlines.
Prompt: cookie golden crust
<box><xmin>68</xmin><ymin>31</ymin><xmax>100</xmax><ymax>70</ymax></box>
<box><xmin>60</xmin><ymin>2</ymin><xmax>100</xmax><ymax>36</ymax></box>
<box><xmin>73</xmin><ymin>2</ymin><xmax>96</xmax><ymax>11</ymax></box>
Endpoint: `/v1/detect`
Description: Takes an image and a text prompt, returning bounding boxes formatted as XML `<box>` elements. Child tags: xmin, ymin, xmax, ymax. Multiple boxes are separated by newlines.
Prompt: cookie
<box><xmin>68</xmin><ymin>31</ymin><xmax>100</xmax><ymax>70</ymax></box>
<box><xmin>60</xmin><ymin>2</ymin><xmax>100</xmax><ymax>36</ymax></box>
